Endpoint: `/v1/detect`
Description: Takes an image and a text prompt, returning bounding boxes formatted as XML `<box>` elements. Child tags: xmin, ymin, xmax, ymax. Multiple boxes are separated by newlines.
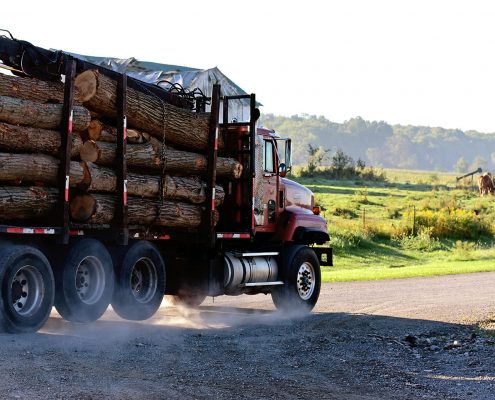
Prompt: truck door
<box><xmin>258</xmin><ymin>138</ymin><xmax>278</xmax><ymax>230</ymax></box>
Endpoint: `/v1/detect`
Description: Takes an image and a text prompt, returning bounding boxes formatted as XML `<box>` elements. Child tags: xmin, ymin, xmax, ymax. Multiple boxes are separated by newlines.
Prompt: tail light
<box><xmin>312</xmin><ymin>205</ymin><xmax>321</xmax><ymax>215</ymax></box>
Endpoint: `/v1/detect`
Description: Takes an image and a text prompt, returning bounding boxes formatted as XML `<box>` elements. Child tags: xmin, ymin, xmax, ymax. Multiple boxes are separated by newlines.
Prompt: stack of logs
<box><xmin>0</xmin><ymin>70</ymin><xmax>242</xmax><ymax>229</ymax></box>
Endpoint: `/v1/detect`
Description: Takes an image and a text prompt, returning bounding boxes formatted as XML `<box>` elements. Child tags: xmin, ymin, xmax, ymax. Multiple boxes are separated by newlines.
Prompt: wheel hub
<box><xmin>75</xmin><ymin>257</ymin><xmax>105</xmax><ymax>305</ymax></box>
<box><xmin>11</xmin><ymin>266</ymin><xmax>43</xmax><ymax>316</ymax></box>
<box><xmin>130</xmin><ymin>258</ymin><xmax>157</xmax><ymax>304</ymax></box>
<box><xmin>296</xmin><ymin>262</ymin><xmax>315</xmax><ymax>300</ymax></box>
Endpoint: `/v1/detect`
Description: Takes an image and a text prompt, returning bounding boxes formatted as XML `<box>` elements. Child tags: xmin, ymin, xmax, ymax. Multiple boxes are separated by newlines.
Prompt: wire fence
<box><xmin>326</xmin><ymin>204</ymin><xmax>490</xmax><ymax>240</ymax></box>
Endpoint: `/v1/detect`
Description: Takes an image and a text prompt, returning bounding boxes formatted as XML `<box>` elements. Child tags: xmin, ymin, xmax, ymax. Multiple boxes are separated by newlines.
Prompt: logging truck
<box><xmin>0</xmin><ymin>33</ymin><xmax>332</xmax><ymax>333</ymax></box>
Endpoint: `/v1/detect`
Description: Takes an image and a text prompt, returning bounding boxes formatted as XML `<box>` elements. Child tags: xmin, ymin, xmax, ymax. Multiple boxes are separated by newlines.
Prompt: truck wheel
<box><xmin>271</xmin><ymin>246</ymin><xmax>321</xmax><ymax>312</ymax></box>
<box><xmin>165</xmin><ymin>292</ymin><xmax>206</xmax><ymax>308</ymax></box>
<box><xmin>111</xmin><ymin>241</ymin><xmax>165</xmax><ymax>320</ymax></box>
<box><xmin>54</xmin><ymin>239</ymin><xmax>114</xmax><ymax>323</ymax></box>
<box><xmin>0</xmin><ymin>246</ymin><xmax>54</xmax><ymax>333</ymax></box>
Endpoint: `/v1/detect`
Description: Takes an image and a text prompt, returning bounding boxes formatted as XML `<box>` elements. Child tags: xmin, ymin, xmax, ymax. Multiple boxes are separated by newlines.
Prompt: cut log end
<box><xmin>70</xmin><ymin>194</ymin><xmax>97</xmax><ymax>222</ymax></box>
<box><xmin>87</xmin><ymin>119</ymin><xmax>103</xmax><ymax>141</ymax></box>
<box><xmin>74</xmin><ymin>70</ymin><xmax>98</xmax><ymax>102</ymax></box>
<box><xmin>80</xmin><ymin>140</ymin><xmax>100</xmax><ymax>163</ymax></box>
<box><xmin>232</xmin><ymin>163</ymin><xmax>243</xmax><ymax>179</ymax></box>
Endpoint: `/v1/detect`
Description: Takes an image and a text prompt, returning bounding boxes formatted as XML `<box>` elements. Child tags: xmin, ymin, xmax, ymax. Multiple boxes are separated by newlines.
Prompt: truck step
<box><xmin>232</xmin><ymin>251</ymin><xmax>279</xmax><ymax>257</ymax></box>
<box><xmin>239</xmin><ymin>281</ymin><xmax>284</xmax><ymax>288</ymax></box>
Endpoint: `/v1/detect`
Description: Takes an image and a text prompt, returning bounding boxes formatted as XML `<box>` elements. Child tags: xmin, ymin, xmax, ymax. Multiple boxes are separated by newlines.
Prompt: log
<box><xmin>0</xmin><ymin>186</ymin><xmax>58</xmax><ymax>221</ymax></box>
<box><xmin>0</xmin><ymin>122</ymin><xmax>83</xmax><ymax>157</ymax></box>
<box><xmin>80</xmin><ymin>140</ymin><xmax>242</xmax><ymax>179</ymax></box>
<box><xmin>86</xmin><ymin>119</ymin><xmax>149</xmax><ymax>143</ymax></box>
<box><xmin>0</xmin><ymin>73</ymin><xmax>82</xmax><ymax>104</ymax></box>
<box><xmin>74</xmin><ymin>70</ymin><xmax>219</xmax><ymax>151</ymax></box>
<box><xmin>0</xmin><ymin>153</ymin><xmax>88</xmax><ymax>187</ymax></box>
<box><xmin>70</xmin><ymin>193</ymin><xmax>206</xmax><ymax>228</ymax></box>
<box><xmin>80</xmin><ymin>140</ymin><xmax>159</xmax><ymax>169</ymax></box>
<box><xmin>0</xmin><ymin>95</ymin><xmax>90</xmax><ymax>131</ymax></box>
<box><xmin>83</xmin><ymin>162</ymin><xmax>224</xmax><ymax>204</ymax></box>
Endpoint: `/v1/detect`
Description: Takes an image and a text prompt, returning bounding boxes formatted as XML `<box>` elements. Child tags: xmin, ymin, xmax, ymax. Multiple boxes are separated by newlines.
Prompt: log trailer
<box><xmin>0</xmin><ymin>33</ymin><xmax>332</xmax><ymax>333</ymax></box>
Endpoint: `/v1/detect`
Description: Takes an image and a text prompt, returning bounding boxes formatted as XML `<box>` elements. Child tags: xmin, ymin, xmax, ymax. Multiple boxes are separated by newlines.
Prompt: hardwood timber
<box><xmin>0</xmin><ymin>73</ymin><xmax>82</xmax><ymax>104</ymax></box>
<box><xmin>0</xmin><ymin>95</ymin><xmax>90</xmax><ymax>131</ymax></box>
<box><xmin>80</xmin><ymin>139</ymin><xmax>242</xmax><ymax>179</ymax></box>
<box><xmin>0</xmin><ymin>186</ymin><xmax>58</xmax><ymax>221</ymax></box>
<box><xmin>0</xmin><ymin>153</ymin><xmax>88</xmax><ymax>187</ymax></box>
<box><xmin>74</xmin><ymin>70</ymin><xmax>219</xmax><ymax>151</ymax></box>
<box><xmin>83</xmin><ymin>162</ymin><xmax>224</xmax><ymax>204</ymax></box>
<box><xmin>70</xmin><ymin>193</ymin><xmax>206</xmax><ymax>228</ymax></box>
<box><xmin>0</xmin><ymin>122</ymin><xmax>83</xmax><ymax>156</ymax></box>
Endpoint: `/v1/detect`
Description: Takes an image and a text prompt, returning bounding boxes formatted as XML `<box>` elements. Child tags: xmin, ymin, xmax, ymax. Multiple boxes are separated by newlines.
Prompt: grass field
<box><xmin>293</xmin><ymin>169</ymin><xmax>495</xmax><ymax>282</ymax></box>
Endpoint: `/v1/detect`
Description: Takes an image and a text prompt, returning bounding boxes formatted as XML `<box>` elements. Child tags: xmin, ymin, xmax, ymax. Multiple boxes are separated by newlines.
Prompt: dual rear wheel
<box><xmin>55</xmin><ymin>239</ymin><xmax>166</xmax><ymax>323</ymax></box>
<box><xmin>0</xmin><ymin>239</ymin><xmax>167</xmax><ymax>333</ymax></box>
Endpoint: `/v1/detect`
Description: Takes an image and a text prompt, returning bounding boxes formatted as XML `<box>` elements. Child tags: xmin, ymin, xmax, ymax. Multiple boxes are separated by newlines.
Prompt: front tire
<box><xmin>54</xmin><ymin>239</ymin><xmax>114</xmax><ymax>323</ymax></box>
<box><xmin>272</xmin><ymin>246</ymin><xmax>321</xmax><ymax>312</ymax></box>
<box><xmin>112</xmin><ymin>241</ymin><xmax>165</xmax><ymax>320</ymax></box>
<box><xmin>0</xmin><ymin>246</ymin><xmax>54</xmax><ymax>333</ymax></box>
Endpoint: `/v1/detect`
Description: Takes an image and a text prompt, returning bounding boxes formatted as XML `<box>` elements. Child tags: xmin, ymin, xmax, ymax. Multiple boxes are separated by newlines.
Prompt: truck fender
<box><xmin>293</xmin><ymin>227</ymin><xmax>329</xmax><ymax>245</ymax></box>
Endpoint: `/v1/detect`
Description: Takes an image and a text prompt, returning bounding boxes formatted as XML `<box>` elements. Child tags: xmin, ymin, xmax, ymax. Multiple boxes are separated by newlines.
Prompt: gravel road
<box><xmin>1</xmin><ymin>272</ymin><xmax>494</xmax><ymax>399</ymax></box>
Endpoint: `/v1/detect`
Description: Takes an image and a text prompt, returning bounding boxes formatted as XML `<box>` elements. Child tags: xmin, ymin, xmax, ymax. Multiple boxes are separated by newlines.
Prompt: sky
<box><xmin>2</xmin><ymin>0</ymin><xmax>495</xmax><ymax>132</ymax></box>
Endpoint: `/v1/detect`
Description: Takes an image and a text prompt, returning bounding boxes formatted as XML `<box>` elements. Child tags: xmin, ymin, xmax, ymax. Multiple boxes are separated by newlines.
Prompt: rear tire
<box><xmin>272</xmin><ymin>246</ymin><xmax>321</xmax><ymax>312</ymax></box>
<box><xmin>112</xmin><ymin>241</ymin><xmax>165</xmax><ymax>320</ymax></box>
<box><xmin>0</xmin><ymin>246</ymin><xmax>54</xmax><ymax>333</ymax></box>
<box><xmin>54</xmin><ymin>239</ymin><xmax>114</xmax><ymax>323</ymax></box>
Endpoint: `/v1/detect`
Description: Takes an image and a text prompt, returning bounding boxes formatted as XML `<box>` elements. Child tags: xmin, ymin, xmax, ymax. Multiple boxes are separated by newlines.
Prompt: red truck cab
<box><xmin>253</xmin><ymin>127</ymin><xmax>329</xmax><ymax>245</ymax></box>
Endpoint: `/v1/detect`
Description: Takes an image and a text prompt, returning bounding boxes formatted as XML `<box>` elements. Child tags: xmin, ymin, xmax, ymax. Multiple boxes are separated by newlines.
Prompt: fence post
<box><xmin>362</xmin><ymin>208</ymin><xmax>366</xmax><ymax>229</ymax></box>
<box><xmin>412</xmin><ymin>205</ymin><xmax>416</xmax><ymax>235</ymax></box>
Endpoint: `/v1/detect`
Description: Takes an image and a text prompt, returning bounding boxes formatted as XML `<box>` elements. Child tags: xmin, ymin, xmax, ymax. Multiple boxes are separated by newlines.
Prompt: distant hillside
<box><xmin>259</xmin><ymin>114</ymin><xmax>495</xmax><ymax>172</ymax></box>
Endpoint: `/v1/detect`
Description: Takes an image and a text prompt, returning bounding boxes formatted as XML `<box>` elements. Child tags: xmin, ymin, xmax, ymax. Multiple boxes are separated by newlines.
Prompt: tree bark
<box><xmin>83</xmin><ymin>161</ymin><xmax>224</xmax><ymax>204</ymax></box>
<box><xmin>0</xmin><ymin>153</ymin><xmax>88</xmax><ymax>187</ymax></box>
<box><xmin>0</xmin><ymin>186</ymin><xmax>58</xmax><ymax>221</ymax></box>
<box><xmin>74</xmin><ymin>70</ymin><xmax>220</xmax><ymax>151</ymax></box>
<box><xmin>0</xmin><ymin>73</ymin><xmax>82</xmax><ymax>104</ymax></box>
<box><xmin>80</xmin><ymin>140</ymin><xmax>242</xmax><ymax>179</ymax></box>
<box><xmin>0</xmin><ymin>122</ymin><xmax>83</xmax><ymax>157</ymax></box>
<box><xmin>0</xmin><ymin>95</ymin><xmax>90</xmax><ymax>131</ymax></box>
<box><xmin>70</xmin><ymin>193</ymin><xmax>206</xmax><ymax>228</ymax></box>
<box><xmin>80</xmin><ymin>140</ymin><xmax>160</xmax><ymax>169</ymax></box>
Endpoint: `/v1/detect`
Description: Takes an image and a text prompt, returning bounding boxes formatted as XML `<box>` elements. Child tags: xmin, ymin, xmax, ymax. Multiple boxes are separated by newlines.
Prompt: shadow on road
<box><xmin>0</xmin><ymin>307</ymin><xmax>493</xmax><ymax>400</ymax></box>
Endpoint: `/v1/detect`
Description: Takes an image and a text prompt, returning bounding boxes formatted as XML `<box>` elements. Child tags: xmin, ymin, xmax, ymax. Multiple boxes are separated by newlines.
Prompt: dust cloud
<box><xmin>39</xmin><ymin>294</ymin><xmax>310</xmax><ymax>341</ymax></box>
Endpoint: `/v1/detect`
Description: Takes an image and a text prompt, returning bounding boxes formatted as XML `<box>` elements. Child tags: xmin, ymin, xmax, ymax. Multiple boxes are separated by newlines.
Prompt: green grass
<box><xmin>292</xmin><ymin>169</ymin><xmax>495</xmax><ymax>282</ymax></box>
<box><xmin>322</xmin><ymin>248</ymin><xmax>495</xmax><ymax>282</ymax></box>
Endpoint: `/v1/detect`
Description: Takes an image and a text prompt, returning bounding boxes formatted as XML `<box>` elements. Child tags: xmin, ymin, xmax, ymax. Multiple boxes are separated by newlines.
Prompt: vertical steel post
<box><xmin>204</xmin><ymin>84</ymin><xmax>221</xmax><ymax>248</ymax></box>
<box><xmin>249</xmin><ymin>94</ymin><xmax>256</xmax><ymax>230</ymax></box>
<box><xmin>116</xmin><ymin>73</ymin><xmax>128</xmax><ymax>245</ymax></box>
<box><xmin>58</xmin><ymin>59</ymin><xmax>76</xmax><ymax>244</ymax></box>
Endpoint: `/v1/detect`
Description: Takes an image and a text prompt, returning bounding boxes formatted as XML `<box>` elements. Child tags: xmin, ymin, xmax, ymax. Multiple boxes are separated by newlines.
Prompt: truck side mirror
<box><xmin>279</xmin><ymin>163</ymin><xmax>287</xmax><ymax>177</ymax></box>
<box><xmin>285</xmin><ymin>140</ymin><xmax>292</xmax><ymax>171</ymax></box>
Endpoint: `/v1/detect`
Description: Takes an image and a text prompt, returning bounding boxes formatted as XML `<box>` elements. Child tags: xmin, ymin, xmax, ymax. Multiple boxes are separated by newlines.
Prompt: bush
<box><xmin>329</xmin><ymin>229</ymin><xmax>364</xmax><ymax>248</ymax></box>
<box><xmin>450</xmin><ymin>240</ymin><xmax>478</xmax><ymax>261</ymax></box>
<box><xmin>403</xmin><ymin>208</ymin><xmax>492</xmax><ymax>239</ymax></box>
<box><xmin>353</xmin><ymin>189</ymin><xmax>370</xmax><ymax>204</ymax></box>
<box><xmin>393</xmin><ymin>227</ymin><xmax>442</xmax><ymax>251</ymax></box>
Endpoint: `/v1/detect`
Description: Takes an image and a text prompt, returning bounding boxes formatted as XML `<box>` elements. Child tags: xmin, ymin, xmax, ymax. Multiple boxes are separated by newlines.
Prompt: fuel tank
<box><xmin>224</xmin><ymin>252</ymin><xmax>279</xmax><ymax>295</ymax></box>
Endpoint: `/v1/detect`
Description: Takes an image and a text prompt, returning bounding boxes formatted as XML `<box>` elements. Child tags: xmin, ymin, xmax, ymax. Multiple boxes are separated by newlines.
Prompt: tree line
<box><xmin>260</xmin><ymin>114</ymin><xmax>495</xmax><ymax>173</ymax></box>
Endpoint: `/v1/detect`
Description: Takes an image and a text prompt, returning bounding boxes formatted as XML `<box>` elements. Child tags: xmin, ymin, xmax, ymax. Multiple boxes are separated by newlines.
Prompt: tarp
<box><xmin>67</xmin><ymin>54</ymin><xmax>259</xmax><ymax>122</ymax></box>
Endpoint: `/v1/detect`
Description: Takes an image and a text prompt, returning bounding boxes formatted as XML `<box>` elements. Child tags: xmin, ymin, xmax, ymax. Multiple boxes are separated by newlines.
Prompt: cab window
<box><xmin>264</xmin><ymin>140</ymin><xmax>275</xmax><ymax>173</ymax></box>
